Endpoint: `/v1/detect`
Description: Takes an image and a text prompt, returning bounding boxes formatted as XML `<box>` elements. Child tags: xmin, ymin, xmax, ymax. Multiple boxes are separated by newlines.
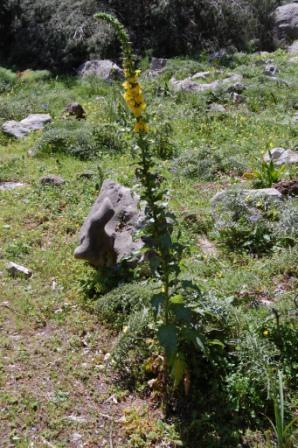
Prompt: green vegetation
<box><xmin>1</xmin><ymin>0</ymin><xmax>281</xmax><ymax>72</ymax></box>
<box><xmin>0</xmin><ymin>33</ymin><xmax>297</xmax><ymax>448</ymax></box>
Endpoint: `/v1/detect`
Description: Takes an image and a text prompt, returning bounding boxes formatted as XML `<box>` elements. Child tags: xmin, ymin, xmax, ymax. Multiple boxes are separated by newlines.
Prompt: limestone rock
<box><xmin>208</xmin><ymin>103</ymin><xmax>226</xmax><ymax>113</ymax></box>
<box><xmin>64</xmin><ymin>103</ymin><xmax>86</xmax><ymax>119</ymax></box>
<box><xmin>2</xmin><ymin>114</ymin><xmax>52</xmax><ymax>139</ymax></box>
<box><xmin>0</xmin><ymin>182</ymin><xmax>27</xmax><ymax>191</ymax></box>
<box><xmin>273</xmin><ymin>3</ymin><xmax>298</xmax><ymax>44</ymax></box>
<box><xmin>74</xmin><ymin>180</ymin><xmax>145</xmax><ymax>268</ymax></box>
<box><xmin>6</xmin><ymin>262</ymin><xmax>32</xmax><ymax>279</ymax></box>
<box><xmin>288</xmin><ymin>40</ymin><xmax>298</xmax><ymax>53</ymax></box>
<box><xmin>77</xmin><ymin>60</ymin><xmax>123</xmax><ymax>80</ymax></box>
<box><xmin>264</xmin><ymin>148</ymin><xmax>298</xmax><ymax>166</ymax></box>
<box><xmin>40</xmin><ymin>175</ymin><xmax>65</xmax><ymax>186</ymax></box>
<box><xmin>150</xmin><ymin>57</ymin><xmax>167</xmax><ymax>71</ymax></box>
<box><xmin>264</xmin><ymin>64</ymin><xmax>278</xmax><ymax>76</ymax></box>
<box><xmin>170</xmin><ymin>73</ymin><xmax>243</xmax><ymax>93</ymax></box>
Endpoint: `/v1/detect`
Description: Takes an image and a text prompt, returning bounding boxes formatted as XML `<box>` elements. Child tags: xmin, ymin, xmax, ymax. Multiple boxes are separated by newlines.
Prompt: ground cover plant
<box><xmin>0</xmin><ymin>21</ymin><xmax>298</xmax><ymax>448</ymax></box>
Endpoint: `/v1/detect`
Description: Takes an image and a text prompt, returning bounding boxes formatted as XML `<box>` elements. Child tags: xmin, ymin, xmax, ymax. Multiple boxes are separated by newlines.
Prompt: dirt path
<box><xmin>0</xmin><ymin>297</ymin><xmax>144</xmax><ymax>447</ymax></box>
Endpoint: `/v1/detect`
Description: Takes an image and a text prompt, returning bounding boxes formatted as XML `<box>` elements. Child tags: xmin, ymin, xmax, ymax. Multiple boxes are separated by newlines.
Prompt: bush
<box><xmin>173</xmin><ymin>146</ymin><xmax>246</xmax><ymax>180</ymax></box>
<box><xmin>213</xmin><ymin>193</ymin><xmax>298</xmax><ymax>254</ymax></box>
<box><xmin>95</xmin><ymin>281</ymin><xmax>156</xmax><ymax>330</ymax></box>
<box><xmin>1</xmin><ymin>0</ymin><xmax>282</xmax><ymax>72</ymax></box>
<box><xmin>0</xmin><ymin>67</ymin><xmax>17</xmax><ymax>93</ymax></box>
<box><xmin>34</xmin><ymin>119</ymin><xmax>127</xmax><ymax>159</ymax></box>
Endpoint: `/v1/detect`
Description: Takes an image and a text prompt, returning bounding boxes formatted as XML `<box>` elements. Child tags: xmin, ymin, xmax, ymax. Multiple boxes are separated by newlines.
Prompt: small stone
<box><xmin>6</xmin><ymin>262</ymin><xmax>32</xmax><ymax>279</ymax></box>
<box><xmin>0</xmin><ymin>182</ymin><xmax>27</xmax><ymax>191</ymax></box>
<box><xmin>64</xmin><ymin>103</ymin><xmax>86</xmax><ymax>119</ymax></box>
<box><xmin>208</xmin><ymin>103</ymin><xmax>226</xmax><ymax>113</ymax></box>
<box><xmin>191</xmin><ymin>71</ymin><xmax>210</xmax><ymax>80</ymax></box>
<box><xmin>227</xmin><ymin>82</ymin><xmax>245</xmax><ymax>93</ymax></box>
<box><xmin>264</xmin><ymin>147</ymin><xmax>298</xmax><ymax>166</ymax></box>
<box><xmin>198</xmin><ymin>237</ymin><xmax>218</xmax><ymax>257</ymax></box>
<box><xmin>231</xmin><ymin>92</ymin><xmax>245</xmax><ymax>104</ymax></box>
<box><xmin>264</xmin><ymin>64</ymin><xmax>278</xmax><ymax>76</ymax></box>
<box><xmin>66</xmin><ymin>415</ymin><xmax>87</xmax><ymax>424</ymax></box>
<box><xmin>77</xmin><ymin>171</ymin><xmax>95</xmax><ymax>179</ymax></box>
<box><xmin>40</xmin><ymin>175</ymin><xmax>65</xmax><ymax>186</ymax></box>
<box><xmin>71</xmin><ymin>433</ymin><xmax>82</xmax><ymax>443</ymax></box>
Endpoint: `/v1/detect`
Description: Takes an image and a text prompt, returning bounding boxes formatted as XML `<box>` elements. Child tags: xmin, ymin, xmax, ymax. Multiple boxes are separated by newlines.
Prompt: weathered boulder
<box><xmin>77</xmin><ymin>60</ymin><xmax>123</xmax><ymax>80</ymax></box>
<box><xmin>74</xmin><ymin>180</ymin><xmax>145</xmax><ymax>268</ymax></box>
<box><xmin>264</xmin><ymin>148</ymin><xmax>298</xmax><ymax>166</ymax></box>
<box><xmin>64</xmin><ymin>103</ymin><xmax>86</xmax><ymax>119</ymax></box>
<box><xmin>2</xmin><ymin>114</ymin><xmax>52</xmax><ymax>139</ymax></box>
<box><xmin>288</xmin><ymin>40</ymin><xmax>298</xmax><ymax>53</ymax></box>
<box><xmin>40</xmin><ymin>175</ymin><xmax>65</xmax><ymax>186</ymax></box>
<box><xmin>273</xmin><ymin>3</ymin><xmax>298</xmax><ymax>44</ymax></box>
<box><xmin>150</xmin><ymin>57</ymin><xmax>167</xmax><ymax>71</ymax></box>
<box><xmin>170</xmin><ymin>73</ymin><xmax>243</xmax><ymax>93</ymax></box>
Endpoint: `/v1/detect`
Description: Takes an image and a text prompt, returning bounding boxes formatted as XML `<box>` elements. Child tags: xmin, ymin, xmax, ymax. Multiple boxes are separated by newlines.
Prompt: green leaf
<box><xmin>170</xmin><ymin>294</ymin><xmax>184</xmax><ymax>304</ymax></box>
<box><xmin>151</xmin><ymin>293</ymin><xmax>165</xmax><ymax>314</ymax></box>
<box><xmin>194</xmin><ymin>335</ymin><xmax>205</xmax><ymax>352</ymax></box>
<box><xmin>157</xmin><ymin>325</ymin><xmax>177</xmax><ymax>360</ymax></box>
<box><xmin>171</xmin><ymin>353</ymin><xmax>187</xmax><ymax>388</ymax></box>
<box><xmin>173</xmin><ymin>304</ymin><xmax>192</xmax><ymax>322</ymax></box>
<box><xmin>209</xmin><ymin>339</ymin><xmax>225</xmax><ymax>349</ymax></box>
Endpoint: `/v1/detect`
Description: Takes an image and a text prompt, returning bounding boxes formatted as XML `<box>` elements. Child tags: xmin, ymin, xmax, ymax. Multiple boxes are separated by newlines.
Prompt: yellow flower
<box><xmin>134</xmin><ymin>120</ymin><xmax>149</xmax><ymax>133</ymax></box>
<box><xmin>263</xmin><ymin>330</ymin><xmax>269</xmax><ymax>337</ymax></box>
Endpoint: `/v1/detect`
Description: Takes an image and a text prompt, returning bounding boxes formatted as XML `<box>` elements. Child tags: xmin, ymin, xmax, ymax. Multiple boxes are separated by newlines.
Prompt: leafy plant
<box><xmin>253</xmin><ymin>155</ymin><xmax>285</xmax><ymax>188</ymax></box>
<box><xmin>267</xmin><ymin>371</ymin><xmax>297</xmax><ymax>448</ymax></box>
<box><xmin>95</xmin><ymin>13</ymin><xmax>211</xmax><ymax>407</ymax></box>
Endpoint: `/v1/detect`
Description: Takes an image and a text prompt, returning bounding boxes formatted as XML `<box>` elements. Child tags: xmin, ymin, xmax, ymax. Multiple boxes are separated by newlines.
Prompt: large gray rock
<box><xmin>273</xmin><ymin>3</ymin><xmax>298</xmax><ymax>44</ymax></box>
<box><xmin>170</xmin><ymin>73</ymin><xmax>243</xmax><ymax>93</ymax></box>
<box><xmin>74</xmin><ymin>180</ymin><xmax>145</xmax><ymax>268</ymax></box>
<box><xmin>264</xmin><ymin>148</ymin><xmax>298</xmax><ymax>166</ymax></box>
<box><xmin>288</xmin><ymin>40</ymin><xmax>298</xmax><ymax>53</ymax></box>
<box><xmin>150</xmin><ymin>57</ymin><xmax>167</xmax><ymax>71</ymax></box>
<box><xmin>77</xmin><ymin>60</ymin><xmax>123</xmax><ymax>80</ymax></box>
<box><xmin>2</xmin><ymin>114</ymin><xmax>52</xmax><ymax>139</ymax></box>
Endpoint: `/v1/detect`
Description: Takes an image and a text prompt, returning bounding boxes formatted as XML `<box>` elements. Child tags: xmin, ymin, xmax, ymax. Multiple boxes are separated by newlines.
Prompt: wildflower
<box><xmin>134</xmin><ymin>120</ymin><xmax>149</xmax><ymax>133</ymax></box>
<box><xmin>263</xmin><ymin>329</ymin><xmax>269</xmax><ymax>336</ymax></box>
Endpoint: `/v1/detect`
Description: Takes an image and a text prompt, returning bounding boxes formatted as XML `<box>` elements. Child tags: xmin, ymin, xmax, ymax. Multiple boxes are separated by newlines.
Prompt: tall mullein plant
<box><xmin>94</xmin><ymin>13</ymin><xmax>187</xmax><ymax>394</ymax></box>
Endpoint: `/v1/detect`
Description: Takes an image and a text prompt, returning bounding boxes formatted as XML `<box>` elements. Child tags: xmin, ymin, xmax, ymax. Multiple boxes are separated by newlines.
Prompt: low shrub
<box><xmin>0</xmin><ymin>67</ymin><xmax>17</xmax><ymax>93</ymax></box>
<box><xmin>173</xmin><ymin>146</ymin><xmax>246</xmax><ymax>180</ymax></box>
<box><xmin>95</xmin><ymin>281</ymin><xmax>156</xmax><ymax>330</ymax></box>
<box><xmin>34</xmin><ymin>119</ymin><xmax>127</xmax><ymax>159</ymax></box>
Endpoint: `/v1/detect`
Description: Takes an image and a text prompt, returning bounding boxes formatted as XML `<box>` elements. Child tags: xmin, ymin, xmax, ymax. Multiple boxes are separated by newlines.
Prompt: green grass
<box><xmin>0</xmin><ymin>50</ymin><xmax>297</xmax><ymax>447</ymax></box>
